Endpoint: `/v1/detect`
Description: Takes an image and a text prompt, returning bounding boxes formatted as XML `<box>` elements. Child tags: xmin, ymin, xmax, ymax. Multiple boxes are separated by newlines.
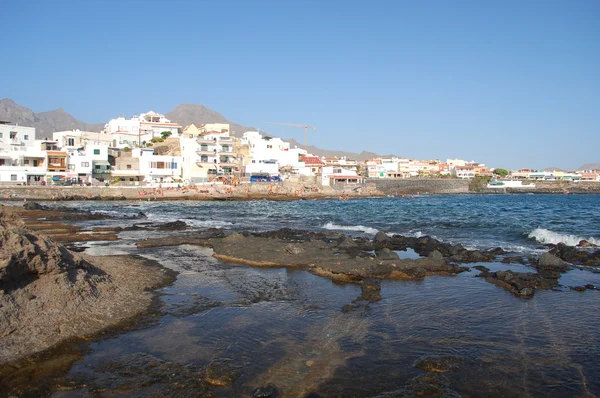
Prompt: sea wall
<box><xmin>367</xmin><ymin>178</ymin><xmax>470</xmax><ymax>194</ymax></box>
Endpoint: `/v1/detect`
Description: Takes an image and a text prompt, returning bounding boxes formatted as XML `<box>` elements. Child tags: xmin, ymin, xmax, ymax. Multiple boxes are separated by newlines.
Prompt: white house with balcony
<box><xmin>180</xmin><ymin>128</ymin><xmax>238</xmax><ymax>183</ymax></box>
<box><xmin>0</xmin><ymin>123</ymin><xmax>48</xmax><ymax>184</ymax></box>
<box><xmin>241</xmin><ymin>131</ymin><xmax>307</xmax><ymax>176</ymax></box>
<box><xmin>104</xmin><ymin>111</ymin><xmax>181</xmax><ymax>149</ymax></box>
<box><xmin>132</xmin><ymin>148</ymin><xmax>182</xmax><ymax>183</ymax></box>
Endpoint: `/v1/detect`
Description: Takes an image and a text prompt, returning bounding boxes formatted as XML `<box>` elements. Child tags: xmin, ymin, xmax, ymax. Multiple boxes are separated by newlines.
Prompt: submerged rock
<box><xmin>413</xmin><ymin>354</ymin><xmax>463</xmax><ymax>373</ymax></box>
<box><xmin>475</xmin><ymin>266</ymin><xmax>559</xmax><ymax>298</ymax></box>
<box><xmin>372</xmin><ymin>373</ymin><xmax>462</xmax><ymax>398</ymax></box>
<box><xmin>252</xmin><ymin>383</ymin><xmax>280</xmax><ymax>398</ymax></box>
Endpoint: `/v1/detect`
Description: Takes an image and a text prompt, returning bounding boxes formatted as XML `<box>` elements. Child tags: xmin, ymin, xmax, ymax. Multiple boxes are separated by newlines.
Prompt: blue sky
<box><xmin>1</xmin><ymin>0</ymin><xmax>598</xmax><ymax>170</ymax></box>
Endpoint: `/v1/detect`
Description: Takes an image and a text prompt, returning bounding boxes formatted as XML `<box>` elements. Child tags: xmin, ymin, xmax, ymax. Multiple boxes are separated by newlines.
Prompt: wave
<box><xmin>321</xmin><ymin>222</ymin><xmax>379</xmax><ymax>235</ymax></box>
<box><xmin>528</xmin><ymin>228</ymin><xmax>600</xmax><ymax>246</ymax></box>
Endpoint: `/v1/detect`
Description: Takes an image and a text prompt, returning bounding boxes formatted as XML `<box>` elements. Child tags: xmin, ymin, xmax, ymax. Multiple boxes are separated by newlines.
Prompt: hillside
<box><xmin>0</xmin><ymin>99</ymin><xmax>399</xmax><ymax>161</ymax></box>
<box><xmin>0</xmin><ymin>98</ymin><xmax>104</xmax><ymax>139</ymax></box>
<box><xmin>165</xmin><ymin>104</ymin><xmax>250</xmax><ymax>137</ymax></box>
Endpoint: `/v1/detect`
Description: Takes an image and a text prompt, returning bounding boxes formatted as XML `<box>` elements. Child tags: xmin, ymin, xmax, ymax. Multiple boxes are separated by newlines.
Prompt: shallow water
<box><xmin>4</xmin><ymin>195</ymin><xmax>600</xmax><ymax>397</ymax></box>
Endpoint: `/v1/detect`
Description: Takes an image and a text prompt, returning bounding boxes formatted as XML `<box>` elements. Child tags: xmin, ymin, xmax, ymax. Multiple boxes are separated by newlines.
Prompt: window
<box><xmin>24</xmin><ymin>135</ymin><xmax>29</xmax><ymax>140</ymax></box>
<box><xmin>24</xmin><ymin>159</ymin><xmax>30</xmax><ymax>165</ymax></box>
<box><xmin>93</xmin><ymin>149</ymin><xmax>100</xmax><ymax>155</ymax></box>
<box><xmin>10</xmin><ymin>131</ymin><xmax>17</xmax><ymax>139</ymax></box>
<box><xmin>67</xmin><ymin>138</ymin><xmax>75</xmax><ymax>146</ymax></box>
<box><xmin>127</xmin><ymin>164</ymin><xmax>132</xmax><ymax>169</ymax></box>
<box><xmin>33</xmin><ymin>160</ymin><xmax>39</xmax><ymax>167</ymax></box>
<box><xmin>68</xmin><ymin>164</ymin><xmax>75</xmax><ymax>170</ymax></box>
<box><xmin>200</xmin><ymin>155</ymin><xmax>208</xmax><ymax>162</ymax></box>
<box><xmin>95</xmin><ymin>165</ymin><xmax>101</xmax><ymax>170</ymax></box>
<box><xmin>170</xmin><ymin>162</ymin><xmax>177</xmax><ymax>169</ymax></box>
<box><xmin>0</xmin><ymin>132</ymin><xmax>3</xmax><ymax>138</ymax></box>
<box><xmin>11</xmin><ymin>175</ymin><xmax>17</xmax><ymax>181</ymax></box>
<box><xmin>81</xmin><ymin>162</ymin><xmax>89</xmax><ymax>167</ymax></box>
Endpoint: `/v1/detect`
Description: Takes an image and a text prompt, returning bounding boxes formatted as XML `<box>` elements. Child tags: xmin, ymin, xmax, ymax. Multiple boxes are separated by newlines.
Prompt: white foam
<box><xmin>321</xmin><ymin>222</ymin><xmax>379</xmax><ymax>235</ymax></box>
<box><xmin>528</xmin><ymin>228</ymin><xmax>600</xmax><ymax>247</ymax></box>
<box><xmin>186</xmin><ymin>219</ymin><xmax>234</xmax><ymax>228</ymax></box>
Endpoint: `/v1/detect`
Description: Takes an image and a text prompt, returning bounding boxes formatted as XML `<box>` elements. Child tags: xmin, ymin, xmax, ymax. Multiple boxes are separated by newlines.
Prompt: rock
<box><xmin>337</xmin><ymin>236</ymin><xmax>356</xmax><ymax>248</ymax></box>
<box><xmin>487</xmin><ymin>247</ymin><xmax>505</xmax><ymax>256</ymax></box>
<box><xmin>252</xmin><ymin>384</ymin><xmax>280</xmax><ymax>398</ymax></box>
<box><xmin>360</xmin><ymin>279</ymin><xmax>382</xmax><ymax>302</ymax></box>
<box><xmin>572</xmin><ymin>286</ymin><xmax>586</xmax><ymax>292</ymax></box>
<box><xmin>502</xmin><ymin>256</ymin><xmax>525</xmax><ymax>264</ymax></box>
<box><xmin>375</xmin><ymin>248</ymin><xmax>399</xmax><ymax>260</ymax></box>
<box><xmin>549</xmin><ymin>243</ymin><xmax>589</xmax><ymax>263</ymax></box>
<box><xmin>305</xmin><ymin>360</ymin><xmax>314</xmax><ymax>367</ymax></box>
<box><xmin>427</xmin><ymin>250</ymin><xmax>444</xmax><ymax>262</ymax></box>
<box><xmin>374</xmin><ymin>231</ymin><xmax>388</xmax><ymax>243</ymax></box>
<box><xmin>23</xmin><ymin>202</ymin><xmax>49</xmax><ymax>211</ymax></box>
<box><xmin>585</xmin><ymin>284</ymin><xmax>598</xmax><ymax>290</ymax></box>
<box><xmin>578</xmin><ymin>240</ymin><xmax>597</xmax><ymax>247</ymax></box>
<box><xmin>519</xmin><ymin>287</ymin><xmax>534</xmax><ymax>297</ymax></box>
<box><xmin>476</xmin><ymin>269</ymin><xmax>558</xmax><ymax>298</ymax></box>
<box><xmin>372</xmin><ymin>373</ymin><xmax>461</xmax><ymax>398</ymax></box>
<box><xmin>413</xmin><ymin>354</ymin><xmax>462</xmax><ymax>373</ymax></box>
<box><xmin>284</xmin><ymin>245</ymin><xmax>302</xmax><ymax>255</ymax></box>
<box><xmin>155</xmin><ymin>220</ymin><xmax>187</xmax><ymax>231</ymax></box>
<box><xmin>536</xmin><ymin>253</ymin><xmax>571</xmax><ymax>272</ymax></box>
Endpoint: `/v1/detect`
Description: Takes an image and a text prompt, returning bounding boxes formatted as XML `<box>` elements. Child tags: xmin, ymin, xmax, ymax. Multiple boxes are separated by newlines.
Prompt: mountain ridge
<box><xmin>1</xmin><ymin>99</ymin><xmax>595</xmax><ymax>168</ymax></box>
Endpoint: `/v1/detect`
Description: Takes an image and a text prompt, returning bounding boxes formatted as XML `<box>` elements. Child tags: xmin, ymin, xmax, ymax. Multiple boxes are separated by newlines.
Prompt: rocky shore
<box><xmin>0</xmin><ymin>207</ymin><xmax>177</xmax><ymax>366</ymax></box>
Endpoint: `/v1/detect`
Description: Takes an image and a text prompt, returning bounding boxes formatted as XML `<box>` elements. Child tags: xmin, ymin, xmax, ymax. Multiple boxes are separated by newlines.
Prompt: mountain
<box><xmin>283</xmin><ymin>138</ymin><xmax>398</xmax><ymax>161</ymax></box>
<box><xmin>0</xmin><ymin>98</ymin><xmax>104</xmax><ymax>139</ymax></box>
<box><xmin>165</xmin><ymin>104</ymin><xmax>251</xmax><ymax>137</ymax></box>
<box><xmin>0</xmin><ymin>99</ymin><xmax>392</xmax><ymax>160</ymax></box>
<box><xmin>578</xmin><ymin>163</ymin><xmax>600</xmax><ymax>171</ymax></box>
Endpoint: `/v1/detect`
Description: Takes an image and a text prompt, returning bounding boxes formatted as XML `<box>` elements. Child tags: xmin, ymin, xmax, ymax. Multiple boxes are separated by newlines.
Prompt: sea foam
<box><xmin>528</xmin><ymin>228</ymin><xmax>600</xmax><ymax>246</ymax></box>
<box><xmin>322</xmin><ymin>222</ymin><xmax>379</xmax><ymax>235</ymax></box>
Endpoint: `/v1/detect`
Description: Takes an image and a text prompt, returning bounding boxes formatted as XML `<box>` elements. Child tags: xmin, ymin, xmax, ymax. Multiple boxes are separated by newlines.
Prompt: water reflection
<box><xmin>44</xmin><ymin>243</ymin><xmax>600</xmax><ymax>397</ymax></box>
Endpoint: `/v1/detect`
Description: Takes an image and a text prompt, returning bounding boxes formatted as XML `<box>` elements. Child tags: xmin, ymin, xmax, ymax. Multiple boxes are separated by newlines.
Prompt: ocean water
<box><xmin>74</xmin><ymin>193</ymin><xmax>600</xmax><ymax>253</ymax></box>
<box><xmin>7</xmin><ymin>194</ymin><xmax>600</xmax><ymax>397</ymax></box>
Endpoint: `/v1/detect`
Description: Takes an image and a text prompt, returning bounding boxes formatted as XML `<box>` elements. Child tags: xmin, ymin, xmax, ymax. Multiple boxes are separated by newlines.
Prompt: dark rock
<box><xmin>252</xmin><ymin>383</ymin><xmax>280</xmax><ymax>398</ymax></box>
<box><xmin>572</xmin><ymin>286</ymin><xmax>586</xmax><ymax>292</ymax></box>
<box><xmin>585</xmin><ymin>284</ymin><xmax>598</xmax><ymax>290</ymax></box>
<box><xmin>536</xmin><ymin>253</ymin><xmax>571</xmax><ymax>272</ymax></box>
<box><xmin>374</xmin><ymin>231</ymin><xmax>389</xmax><ymax>243</ymax></box>
<box><xmin>413</xmin><ymin>354</ymin><xmax>462</xmax><ymax>373</ymax></box>
<box><xmin>372</xmin><ymin>373</ymin><xmax>461</xmax><ymax>398</ymax></box>
<box><xmin>476</xmin><ymin>269</ymin><xmax>558</xmax><ymax>298</ymax></box>
<box><xmin>487</xmin><ymin>247</ymin><xmax>505</xmax><ymax>256</ymax></box>
<box><xmin>502</xmin><ymin>256</ymin><xmax>525</xmax><ymax>264</ymax></box>
<box><xmin>337</xmin><ymin>236</ymin><xmax>356</xmax><ymax>248</ymax></box>
<box><xmin>360</xmin><ymin>279</ymin><xmax>382</xmax><ymax>302</ymax></box>
<box><xmin>155</xmin><ymin>220</ymin><xmax>187</xmax><ymax>231</ymax></box>
<box><xmin>23</xmin><ymin>202</ymin><xmax>49</xmax><ymax>211</ymax></box>
<box><xmin>427</xmin><ymin>250</ymin><xmax>444</xmax><ymax>262</ymax></box>
<box><xmin>375</xmin><ymin>248</ymin><xmax>399</xmax><ymax>260</ymax></box>
<box><xmin>582</xmin><ymin>250</ymin><xmax>600</xmax><ymax>266</ymax></box>
<box><xmin>578</xmin><ymin>240</ymin><xmax>597</xmax><ymax>247</ymax></box>
<box><xmin>549</xmin><ymin>243</ymin><xmax>589</xmax><ymax>263</ymax></box>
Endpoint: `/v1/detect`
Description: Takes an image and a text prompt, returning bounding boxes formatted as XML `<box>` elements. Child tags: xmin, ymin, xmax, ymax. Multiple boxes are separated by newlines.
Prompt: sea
<box><xmin>11</xmin><ymin>194</ymin><xmax>600</xmax><ymax>397</ymax></box>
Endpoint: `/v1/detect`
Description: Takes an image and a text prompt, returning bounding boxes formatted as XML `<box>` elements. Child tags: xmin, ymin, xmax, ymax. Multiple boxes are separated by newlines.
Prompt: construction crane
<box><xmin>264</xmin><ymin>122</ymin><xmax>316</xmax><ymax>146</ymax></box>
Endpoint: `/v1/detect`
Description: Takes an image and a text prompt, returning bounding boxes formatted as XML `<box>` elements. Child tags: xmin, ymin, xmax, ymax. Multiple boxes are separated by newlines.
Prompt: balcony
<box><xmin>197</xmin><ymin>137</ymin><xmax>218</xmax><ymax>144</ymax></box>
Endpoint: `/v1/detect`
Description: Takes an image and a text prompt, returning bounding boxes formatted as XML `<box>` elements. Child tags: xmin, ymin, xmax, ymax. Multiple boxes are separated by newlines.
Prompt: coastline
<box><xmin>1</xmin><ymin>179</ymin><xmax>599</xmax><ymax>202</ymax></box>
<box><xmin>0</xmin><ymin>206</ymin><xmax>178</xmax><ymax>368</ymax></box>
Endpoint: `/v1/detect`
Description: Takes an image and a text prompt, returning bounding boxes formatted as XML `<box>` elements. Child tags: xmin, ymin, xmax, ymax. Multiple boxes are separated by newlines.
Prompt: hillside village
<box><xmin>1</xmin><ymin>110</ymin><xmax>599</xmax><ymax>187</ymax></box>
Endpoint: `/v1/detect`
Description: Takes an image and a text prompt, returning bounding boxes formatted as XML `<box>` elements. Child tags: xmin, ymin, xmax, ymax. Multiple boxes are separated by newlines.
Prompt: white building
<box><xmin>0</xmin><ymin>123</ymin><xmax>48</xmax><ymax>184</ymax></box>
<box><xmin>241</xmin><ymin>131</ymin><xmax>307</xmax><ymax>176</ymax></box>
<box><xmin>180</xmin><ymin>127</ymin><xmax>238</xmax><ymax>184</ymax></box>
<box><xmin>133</xmin><ymin>148</ymin><xmax>182</xmax><ymax>183</ymax></box>
<box><xmin>104</xmin><ymin>111</ymin><xmax>181</xmax><ymax>149</ymax></box>
<box><xmin>321</xmin><ymin>166</ymin><xmax>362</xmax><ymax>186</ymax></box>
